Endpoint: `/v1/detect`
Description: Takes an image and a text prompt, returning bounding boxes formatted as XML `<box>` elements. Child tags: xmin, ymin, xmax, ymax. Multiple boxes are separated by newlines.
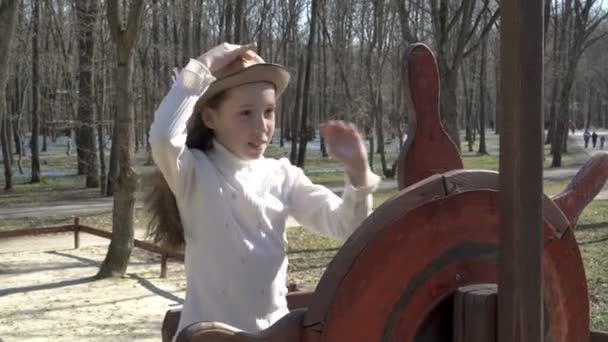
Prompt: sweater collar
<box><xmin>208</xmin><ymin>139</ymin><xmax>261</xmax><ymax>172</ymax></box>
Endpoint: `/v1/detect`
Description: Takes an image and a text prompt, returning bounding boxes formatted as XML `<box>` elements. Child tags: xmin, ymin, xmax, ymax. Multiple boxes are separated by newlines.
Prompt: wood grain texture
<box><xmin>163</xmin><ymin>290</ymin><xmax>314</xmax><ymax>342</ymax></box>
<box><xmin>176</xmin><ymin>309</ymin><xmax>306</xmax><ymax>342</ymax></box>
<box><xmin>442</xmin><ymin>170</ymin><xmax>569</xmax><ymax>237</ymax></box>
<box><xmin>553</xmin><ymin>152</ymin><xmax>608</xmax><ymax>227</ymax></box>
<box><xmin>498</xmin><ymin>0</ymin><xmax>545</xmax><ymax>340</ymax></box>
<box><xmin>453</xmin><ymin>284</ymin><xmax>497</xmax><ymax>342</ymax></box>
<box><xmin>591</xmin><ymin>331</ymin><xmax>608</xmax><ymax>342</ymax></box>
<box><xmin>397</xmin><ymin>43</ymin><xmax>462</xmax><ymax>190</ymax></box>
<box><xmin>309</xmin><ymin>190</ymin><xmax>586</xmax><ymax>342</ymax></box>
<box><xmin>303</xmin><ymin>174</ymin><xmax>447</xmax><ymax>328</ymax></box>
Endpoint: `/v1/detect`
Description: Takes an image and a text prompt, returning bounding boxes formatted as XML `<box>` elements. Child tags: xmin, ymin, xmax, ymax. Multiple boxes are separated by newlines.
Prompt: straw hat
<box><xmin>188</xmin><ymin>50</ymin><xmax>290</xmax><ymax>135</ymax></box>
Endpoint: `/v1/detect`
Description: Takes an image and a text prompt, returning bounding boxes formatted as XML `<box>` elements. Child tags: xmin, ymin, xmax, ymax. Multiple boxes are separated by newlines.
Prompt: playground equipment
<box><xmin>161</xmin><ymin>43</ymin><xmax>608</xmax><ymax>342</ymax></box>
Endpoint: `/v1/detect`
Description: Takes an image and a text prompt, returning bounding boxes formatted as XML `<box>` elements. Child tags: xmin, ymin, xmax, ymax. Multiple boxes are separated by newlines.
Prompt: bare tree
<box><xmin>97</xmin><ymin>0</ymin><xmax>145</xmax><ymax>279</ymax></box>
<box><xmin>0</xmin><ymin>0</ymin><xmax>19</xmax><ymax>190</ymax></box>
<box><xmin>477</xmin><ymin>9</ymin><xmax>490</xmax><ymax>155</ymax></box>
<box><xmin>429</xmin><ymin>0</ymin><xmax>499</xmax><ymax>149</ymax></box>
<box><xmin>76</xmin><ymin>0</ymin><xmax>101</xmax><ymax>188</ymax></box>
<box><xmin>296</xmin><ymin>0</ymin><xmax>319</xmax><ymax>167</ymax></box>
<box><xmin>30</xmin><ymin>0</ymin><xmax>42</xmax><ymax>183</ymax></box>
<box><xmin>551</xmin><ymin>0</ymin><xmax>608</xmax><ymax>166</ymax></box>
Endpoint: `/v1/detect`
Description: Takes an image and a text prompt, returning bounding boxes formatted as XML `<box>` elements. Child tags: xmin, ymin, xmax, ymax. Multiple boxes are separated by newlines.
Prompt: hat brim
<box><xmin>193</xmin><ymin>63</ymin><xmax>290</xmax><ymax>116</ymax></box>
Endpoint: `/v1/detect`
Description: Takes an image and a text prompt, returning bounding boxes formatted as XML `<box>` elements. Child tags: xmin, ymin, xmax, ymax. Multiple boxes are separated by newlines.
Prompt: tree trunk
<box><xmin>77</xmin><ymin>0</ymin><xmax>100</xmax><ymax>188</ymax></box>
<box><xmin>106</xmin><ymin>109</ymin><xmax>119</xmax><ymax>196</ymax></box>
<box><xmin>97</xmin><ymin>0</ymin><xmax>145</xmax><ymax>279</ymax></box>
<box><xmin>1</xmin><ymin>118</ymin><xmax>12</xmax><ymax>190</ymax></box>
<box><xmin>182</xmin><ymin>0</ymin><xmax>192</xmax><ymax>65</ymax></box>
<box><xmin>30</xmin><ymin>0</ymin><xmax>42</xmax><ymax>183</ymax></box>
<box><xmin>551</xmin><ymin>66</ymin><xmax>576</xmax><ymax>167</ymax></box>
<box><xmin>96</xmin><ymin>25</ymin><xmax>107</xmax><ymax>196</ymax></box>
<box><xmin>290</xmin><ymin>54</ymin><xmax>304</xmax><ymax>164</ymax></box>
<box><xmin>440</xmin><ymin>68</ymin><xmax>460</xmax><ymax>149</ymax></box>
<box><xmin>463</xmin><ymin>66</ymin><xmax>473</xmax><ymax>152</ymax></box>
<box><xmin>0</xmin><ymin>0</ymin><xmax>19</xmax><ymax>190</ymax></box>
<box><xmin>320</xmin><ymin>26</ymin><xmax>328</xmax><ymax>157</ymax></box>
<box><xmin>97</xmin><ymin>63</ymin><xmax>107</xmax><ymax>196</ymax></box>
<box><xmin>234</xmin><ymin>0</ymin><xmax>244</xmax><ymax>43</ymax></box>
<box><xmin>296</xmin><ymin>0</ymin><xmax>319</xmax><ymax>168</ymax></box>
<box><xmin>224</xmin><ymin>0</ymin><xmax>234</xmax><ymax>42</ymax></box>
<box><xmin>478</xmin><ymin>16</ymin><xmax>488</xmax><ymax>155</ymax></box>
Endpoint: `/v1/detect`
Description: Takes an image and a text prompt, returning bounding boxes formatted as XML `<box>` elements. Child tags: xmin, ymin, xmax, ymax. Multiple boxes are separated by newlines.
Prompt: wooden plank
<box><xmin>442</xmin><ymin>170</ymin><xmax>569</xmax><ymax>237</ymax></box>
<box><xmin>552</xmin><ymin>153</ymin><xmax>608</xmax><ymax>227</ymax></box>
<box><xmin>78</xmin><ymin>225</ymin><xmax>184</xmax><ymax>260</ymax></box>
<box><xmin>73</xmin><ymin>217</ymin><xmax>80</xmax><ymax>249</ymax></box>
<box><xmin>160</xmin><ymin>253</ymin><xmax>168</xmax><ymax>278</ymax></box>
<box><xmin>397</xmin><ymin>43</ymin><xmax>463</xmax><ymax>190</ymax></box>
<box><xmin>498</xmin><ymin>0</ymin><xmax>545</xmax><ymax>340</ymax></box>
<box><xmin>453</xmin><ymin>284</ymin><xmax>497</xmax><ymax>342</ymax></box>
<box><xmin>0</xmin><ymin>225</ymin><xmax>74</xmax><ymax>238</ymax></box>
<box><xmin>163</xmin><ymin>289</ymin><xmax>314</xmax><ymax>342</ymax></box>
<box><xmin>591</xmin><ymin>331</ymin><xmax>608</xmax><ymax>342</ymax></box>
<box><xmin>176</xmin><ymin>309</ymin><xmax>305</xmax><ymax>342</ymax></box>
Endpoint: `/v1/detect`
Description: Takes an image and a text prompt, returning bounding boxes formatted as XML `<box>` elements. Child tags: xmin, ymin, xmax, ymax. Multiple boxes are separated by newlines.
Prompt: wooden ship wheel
<box><xmin>166</xmin><ymin>44</ymin><xmax>608</xmax><ymax>342</ymax></box>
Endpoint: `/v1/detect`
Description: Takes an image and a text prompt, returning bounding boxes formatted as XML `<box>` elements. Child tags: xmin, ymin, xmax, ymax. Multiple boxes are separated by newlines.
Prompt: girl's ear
<box><xmin>201</xmin><ymin>108</ymin><xmax>217</xmax><ymax>130</ymax></box>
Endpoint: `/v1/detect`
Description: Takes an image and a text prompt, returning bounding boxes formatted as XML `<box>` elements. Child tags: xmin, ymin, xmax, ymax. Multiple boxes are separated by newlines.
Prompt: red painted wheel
<box><xmin>303</xmin><ymin>171</ymin><xmax>588</xmax><ymax>342</ymax></box>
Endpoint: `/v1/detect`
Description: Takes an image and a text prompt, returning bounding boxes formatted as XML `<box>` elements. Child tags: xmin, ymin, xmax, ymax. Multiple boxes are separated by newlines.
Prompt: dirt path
<box><xmin>0</xmin><ymin>245</ymin><xmax>185</xmax><ymax>342</ymax></box>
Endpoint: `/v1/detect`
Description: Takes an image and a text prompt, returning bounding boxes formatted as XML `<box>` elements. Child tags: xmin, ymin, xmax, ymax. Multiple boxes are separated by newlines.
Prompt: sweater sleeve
<box><xmin>148</xmin><ymin>59</ymin><xmax>215</xmax><ymax>194</ymax></box>
<box><xmin>285</xmin><ymin>161</ymin><xmax>381</xmax><ymax>241</ymax></box>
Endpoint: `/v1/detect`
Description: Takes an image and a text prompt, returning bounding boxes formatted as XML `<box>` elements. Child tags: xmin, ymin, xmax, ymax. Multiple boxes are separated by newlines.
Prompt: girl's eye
<box><xmin>264</xmin><ymin>109</ymin><xmax>275</xmax><ymax>118</ymax></box>
<box><xmin>240</xmin><ymin>110</ymin><xmax>252</xmax><ymax>116</ymax></box>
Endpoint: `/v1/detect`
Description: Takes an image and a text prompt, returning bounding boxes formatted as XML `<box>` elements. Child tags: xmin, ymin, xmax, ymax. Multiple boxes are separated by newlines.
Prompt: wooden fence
<box><xmin>0</xmin><ymin>217</ymin><xmax>183</xmax><ymax>278</ymax></box>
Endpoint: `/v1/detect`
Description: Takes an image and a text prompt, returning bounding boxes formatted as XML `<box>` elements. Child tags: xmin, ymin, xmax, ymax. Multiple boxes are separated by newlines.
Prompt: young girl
<box><xmin>147</xmin><ymin>43</ymin><xmax>380</xmax><ymax>338</ymax></box>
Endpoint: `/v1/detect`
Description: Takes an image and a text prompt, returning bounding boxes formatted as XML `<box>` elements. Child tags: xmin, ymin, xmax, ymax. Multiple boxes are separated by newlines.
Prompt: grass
<box><xmin>572</xmin><ymin>201</ymin><xmax>608</xmax><ymax>330</ymax></box>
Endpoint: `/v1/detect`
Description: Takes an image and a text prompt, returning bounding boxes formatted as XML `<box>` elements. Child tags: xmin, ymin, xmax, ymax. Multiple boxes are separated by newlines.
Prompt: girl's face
<box><xmin>203</xmin><ymin>82</ymin><xmax>276</xmax><ymax>160</ymax></box>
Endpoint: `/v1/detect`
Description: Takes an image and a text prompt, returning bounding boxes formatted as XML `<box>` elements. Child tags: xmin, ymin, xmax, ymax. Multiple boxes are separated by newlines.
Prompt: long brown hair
<box><xmin>146</xmin><ymin>90</ymin><xmax>228</xmax><ymax>250</ymax></box>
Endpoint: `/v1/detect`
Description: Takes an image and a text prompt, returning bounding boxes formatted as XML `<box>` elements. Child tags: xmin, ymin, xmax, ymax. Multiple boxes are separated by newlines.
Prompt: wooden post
<box><xmin>160</xmin><ymin>252</ymin><xmax>168</xmax><ymax>278</ymax></box>
<box><xmin>498</xmin><ymin>0</ymin><xmax>545</xmax><ymax>341</ymax></box>
<box><xmin>73</xmin><ymin>217</ymin><xmax>80</xmax><ymax>249</ymax></box>
<box><xmin>453</xmin><ymin>284</ymin><xmax>497</xmax><ymax>342</ymax></box>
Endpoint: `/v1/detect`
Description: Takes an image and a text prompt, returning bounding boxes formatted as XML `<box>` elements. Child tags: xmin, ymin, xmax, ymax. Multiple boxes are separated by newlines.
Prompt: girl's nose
<box><xmin>253</xmin><ymin>116</ymin><xmax>268</xmax><ymax>133</ymax></box>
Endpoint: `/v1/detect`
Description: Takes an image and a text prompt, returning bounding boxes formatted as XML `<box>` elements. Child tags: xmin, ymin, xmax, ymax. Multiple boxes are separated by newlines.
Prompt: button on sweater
<box><xmin>149</xmin><ymin>59</ymin><xmax>381</xmax><ymax>338</ymax></box>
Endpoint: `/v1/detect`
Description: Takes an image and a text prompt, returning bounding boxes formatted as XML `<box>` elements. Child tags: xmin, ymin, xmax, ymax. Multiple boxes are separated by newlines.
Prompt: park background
<box><xmin>1</xmin><ymin>0</ymin><xmax>608</xmax><ymax>340</ymax></box>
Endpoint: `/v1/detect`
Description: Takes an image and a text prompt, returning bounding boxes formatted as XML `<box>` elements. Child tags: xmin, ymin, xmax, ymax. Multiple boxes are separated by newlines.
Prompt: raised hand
<box><xmin>196</xmin><ymin>42</ymin><xmax>256</xmax><ymax>73</ymax></box>
<box><xmin>320</xmin><ymin>120</ymin><xmax>370</xmax><ymax>187</ymax></box>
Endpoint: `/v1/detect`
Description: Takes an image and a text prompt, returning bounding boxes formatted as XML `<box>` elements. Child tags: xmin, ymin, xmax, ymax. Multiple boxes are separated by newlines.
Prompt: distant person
<box><xmin>569</xmin><ymin>119</ymin><xmax>576</xmax><ymax>134</ymax></box>
<box><xmin>601</xmin><ymin>135</ymin><xmax>605</xmax><ymax>149</ymax></box>
<box><xmin>584</xmin><ymin>129</ymin><xmax>591</xmax><ymax>148</ymax></box>
<box><xmin>592</xmin><ymin>131</ymin><xmax>598</xmax><ymax>148</ymax></box>
<box><xmin>66</xmin><ymin>135</ymin><xmax>72</xmax><ymax>156</ymax></box>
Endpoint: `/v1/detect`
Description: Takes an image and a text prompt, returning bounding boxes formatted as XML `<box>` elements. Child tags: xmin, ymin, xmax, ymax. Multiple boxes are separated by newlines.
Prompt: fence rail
<box><xmin>0</xmin><ymin>217</ymin><xmax>183</xmax><ymax>278</ymax></box>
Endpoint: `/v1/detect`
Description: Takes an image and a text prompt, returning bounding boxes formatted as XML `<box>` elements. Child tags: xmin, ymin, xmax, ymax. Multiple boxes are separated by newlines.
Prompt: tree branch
<box><xmin>462</xmin><ymin>7</ymin><xmax>500</xmax><ymax>59</ymax></box>
<box><xmin>582</xmin><ymin>30</ymin><xmax>608</xmax><ymax>51</ymax></box>
<box><xmin>106</xmin><ymin>0</ymin><xmax>122</xmax><ymax>43</ymax></box>
<box><xmin>124</xmin><ymin>0</ymin><xmax>146</xmax><ymax>49</ymax></box>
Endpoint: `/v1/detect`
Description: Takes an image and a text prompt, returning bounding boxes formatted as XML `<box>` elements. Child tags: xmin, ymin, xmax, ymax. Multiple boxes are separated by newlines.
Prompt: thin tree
<box><xmin>477</xmin><ymin>9</ymin><xmax>490</xmax><ymax>155</ymax></box>
<box><xmin>296</xmin><ymin>0</ymin><xmax>319</xmax><ymax>167</ymax></box>
<box><xmin>97</xmin><ymin>0</ymin><xmax>146</xmax><ymax>278</ymax></box>
<box><xmin>76</xmin><ymin>0</ymin><xmax>101</xmax><ymax>188</ymax></box>
<box><xmin>429</xmin><ymin>0</ymin><xmax>499</xmax><ymax>150</ymax></box>
<box><xmin>0</xmin><ymin>0</ymin><xmax>19</xmax><ymax>190</ymax></box>
<box><xmin>31</xmin><ymin>0</ymin><xmax>42</xmax><ymax>183</ymax></box>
